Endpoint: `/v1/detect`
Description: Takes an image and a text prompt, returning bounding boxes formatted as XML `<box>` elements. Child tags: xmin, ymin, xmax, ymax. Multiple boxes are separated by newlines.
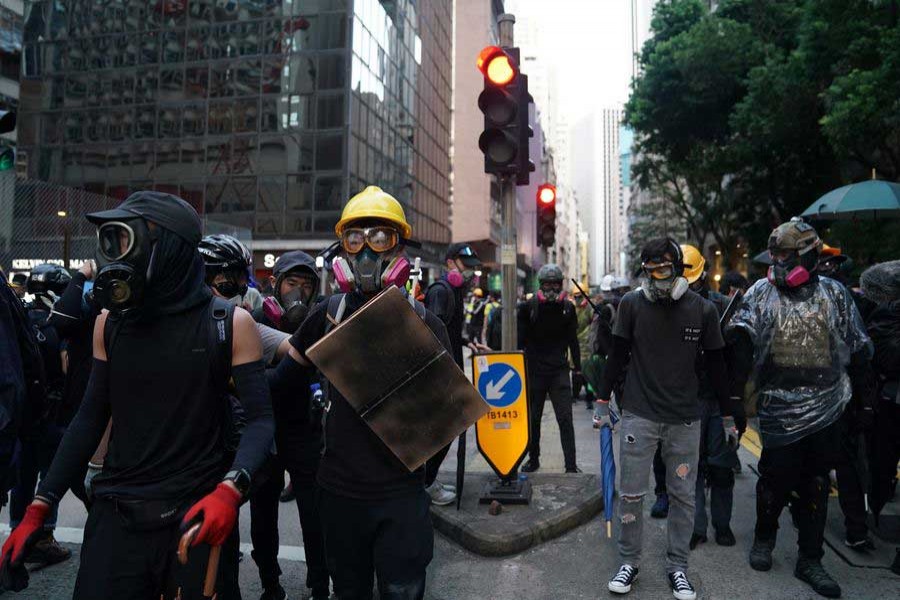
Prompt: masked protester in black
<box><xmin>247</xmin><ymin>249</ymin><xmax>332</xmax><ymax>600</ymax></box>
<box><xmin>7</xmin><ymin>265</ymin><xmax>74</xmax><ymax>567</ymax></box>
<box><xmin>422</xmin><ymin>243</ymin><xmax>482</xmax><ymax>506</ymax></box>
<box><xmin>269</xmin><ymin>186</ymin><xmax>451</xmax><ymax>600</ymax></box>
<box><xmin>0</xmin><ymin>192</ymin><xmax>275</xmax><ymax>600</ymax></box>
<box><xmin>727</xmin><ymin>219</ymin><xmax>873</xmax><ymax>599</ymax></box>
<box><xmin>518</xmin><ymin>263</ymin><xmax>581</xmax><ymax>474</ymax></box>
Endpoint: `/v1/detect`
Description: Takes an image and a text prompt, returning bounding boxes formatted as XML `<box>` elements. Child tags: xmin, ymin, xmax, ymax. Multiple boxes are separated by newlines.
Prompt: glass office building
<box><xmin>16</xmin><ymin>0</ymin><xmax>452</xmax><ymax>264</ymax></box>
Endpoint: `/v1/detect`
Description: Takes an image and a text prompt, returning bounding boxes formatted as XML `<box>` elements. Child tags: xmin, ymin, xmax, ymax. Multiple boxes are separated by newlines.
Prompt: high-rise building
<box><xmin>15</xmin><ymin>0</ymin><xmax>453</xmax><ymax>275</ymax></box>
<box><xmin>450</xmin><ymin>0</ymin><xmax>504</xmax><ymax>273</ymax></box>
<box><xmin>0</xmin><ymin>0</ymin><xmax>22</xmax><ymax>146</ymax></box>
<box><xmin>571</xmin><ymin>107</ymin><xmax>622</xmax><ymax>283</ymax></box>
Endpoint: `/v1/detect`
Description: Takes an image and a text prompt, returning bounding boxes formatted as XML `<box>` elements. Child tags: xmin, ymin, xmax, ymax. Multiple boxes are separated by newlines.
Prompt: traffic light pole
<box><xmin>498</xmin><ymin>14</ymin><xmax>517</xmax><ymax>352</ymax></box>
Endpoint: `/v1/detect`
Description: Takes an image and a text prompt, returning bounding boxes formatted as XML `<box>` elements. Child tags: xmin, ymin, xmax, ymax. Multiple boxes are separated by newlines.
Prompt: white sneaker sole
<box><xmin>672</xmin><ymin>589</ymin><xmax>696</xmax><ymax>600</ymax></box>
<box><xmin>608</xmin><ymin>581</ymin><xmax>632</xmax><ymax>594</ymax></box>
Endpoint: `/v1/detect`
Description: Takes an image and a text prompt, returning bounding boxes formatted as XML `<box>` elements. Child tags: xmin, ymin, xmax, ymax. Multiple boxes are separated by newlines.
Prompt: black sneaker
<box><xmin>668</xmin><ymin>571</ymin><xmax>696</xmax><ymax>600</ymax></box>
<box><xmin>794</xmin><ymin>556</ymin><xmax>841</xmax><ymax>598</ymax></box>
<box><xmin>259</xmin><ymin>583</ymin><xmax>287</xmax><ymax>600</ymax></box>
<box><xmin>608</xmin><ymin>564</ymin><xmax>638</xmax><ymax>594</ymax></box>
<box><xmin>279</xmin><ymin>482</ymin><xmax>295</xmax><ymax>503</ymax></box>
<box><xmin>749</xmin><ymin>537</ymin><xmax>775</xmax><ymax>571</ymax></box>
<box><xmin>689</xmin><ymin>533</ymin><xmax>707</xmax><ymax>550</ymax></box>
<box><xmin>843</xmin><ymin>535</ymin><xmax>874</xmax><ymax>551</ymax></box>
<box><xmin>521</xmin><ymin>459</ymin><xmax>540</xmax><ymax>473</ymax></box>
<box><xmin>565</xmin><ymin>466</ymin><xmax>582</xmax><ymax>473</ymax></box>
<box><xmin>715</xmin><ymin>526</ymin><xmax>736</xmax><ymax>546</ymax></box>
<box><xmin>24</xmin><ymin>532</ymin><xmax>71</xmax><ymax>566</ymax></box>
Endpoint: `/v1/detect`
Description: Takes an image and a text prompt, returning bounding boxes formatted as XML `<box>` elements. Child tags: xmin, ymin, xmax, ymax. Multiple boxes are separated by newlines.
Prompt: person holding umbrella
<box><xmin>727</xmin><ymin>218</ymin><xmax>873</xmax><ymax>599</ymax></box>
<box><xmin>598</xmin><ymin>238</ymin><xmax>738</xmax><ymax>600</ymax></box>
<box><xmin>0</xmin><ymin>192</ymin><xmax>275</xmax><ymax>598</ymax></box>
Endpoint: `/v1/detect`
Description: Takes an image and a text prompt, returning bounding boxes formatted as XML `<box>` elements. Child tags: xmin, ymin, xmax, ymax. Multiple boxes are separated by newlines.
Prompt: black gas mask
<box><xmin>93</xmin><ymin>218</ymin><xmax>156</xmax><ymax>313</ymax></box>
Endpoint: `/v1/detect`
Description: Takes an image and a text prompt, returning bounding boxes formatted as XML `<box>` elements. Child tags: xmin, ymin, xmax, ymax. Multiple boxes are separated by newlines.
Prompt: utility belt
<box><xmin>104</xmin><ymin>494</ymin><xmax>200</xmax><ymax>533</ymax></box>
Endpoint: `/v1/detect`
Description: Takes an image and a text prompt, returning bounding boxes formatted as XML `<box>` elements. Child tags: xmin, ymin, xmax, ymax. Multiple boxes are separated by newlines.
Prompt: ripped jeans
<box><xmin>617</xmin><ymin>411</ymin><xmax>701</xmax><ymax>573</ymax></box>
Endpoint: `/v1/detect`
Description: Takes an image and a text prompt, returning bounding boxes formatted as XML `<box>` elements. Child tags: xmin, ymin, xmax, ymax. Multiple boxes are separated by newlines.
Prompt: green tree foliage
<box><xmin>626</xmin><ymin>0</ymin><xmax>900</xmax><ymax>268</ymax></box>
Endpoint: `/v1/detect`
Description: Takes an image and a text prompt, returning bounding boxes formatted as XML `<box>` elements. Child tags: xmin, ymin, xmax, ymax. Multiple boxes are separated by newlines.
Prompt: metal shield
<box><xmin>306</xmin><ymin>286</ymin><xmax>490</xmax><ymax>471</ymax></box>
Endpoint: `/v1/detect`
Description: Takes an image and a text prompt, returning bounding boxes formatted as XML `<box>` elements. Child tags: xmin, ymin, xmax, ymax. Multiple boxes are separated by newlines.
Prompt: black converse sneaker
<box><xmin>608</xmin><ymin>564</ymin><xmax>639</xmax><ymax>594</ymax></box>
<box><xmin>668</xmin><ymin>571</ymin><xmax>697</xmax><ymax>600</ymax></box>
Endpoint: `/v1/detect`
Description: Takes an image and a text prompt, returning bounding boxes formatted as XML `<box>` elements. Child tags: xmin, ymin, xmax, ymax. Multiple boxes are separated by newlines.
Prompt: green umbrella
<box><xmin>801</xmin><ymin>179</ymin><xmax>900</xmax><ymax>220</ymax></box>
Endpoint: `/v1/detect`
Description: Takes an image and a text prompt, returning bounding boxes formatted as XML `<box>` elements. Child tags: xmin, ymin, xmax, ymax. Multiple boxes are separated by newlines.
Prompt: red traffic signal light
<box><xmin>477</xmin><ymin>46</ymin><xmax>517</xmax><ymax>86</ymax></box>
<box><xmin>538</xmin><ymin>184</ymin><xmax>556</xmax><ymax>205</ymax></box>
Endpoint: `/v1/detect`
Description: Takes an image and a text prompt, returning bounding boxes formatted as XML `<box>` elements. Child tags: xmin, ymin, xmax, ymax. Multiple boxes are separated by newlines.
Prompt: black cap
<box><xmin>87</xmin><ymin>191</ymin><xmax>203</xmax><ymax>246</ymax></box>
<box><xmin>274</xmin><ymin>250</ymin><xmax>318</xmax><ymax>278</ymax></box>
<box><xmin>445</xmin><ymin>243</ymin><xmax>481</xmax><ymax>268</ymax></box>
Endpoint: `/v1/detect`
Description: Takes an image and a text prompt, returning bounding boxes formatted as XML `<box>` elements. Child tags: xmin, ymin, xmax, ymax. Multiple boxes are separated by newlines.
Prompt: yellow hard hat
<box><xmin>473</xmin><ymin>288</ymin><xmax>484</xmax><ymax>297</ymax></box>
<box><xmin>335</xmin><ymin>186</ymin><xmax>412</xmax><ymax>239</ymax></box>
<box><xmin>680</xmin><ymin>244</ymin><xmax>706</xmax><ymax>284</ymax></box>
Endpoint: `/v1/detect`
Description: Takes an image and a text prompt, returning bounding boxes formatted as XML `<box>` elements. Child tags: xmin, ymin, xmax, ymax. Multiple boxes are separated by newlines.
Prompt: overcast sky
<box><xmin>506</xmin><ymin>0</ymin><xmax>644</xmax><ymax>121</ymax></box>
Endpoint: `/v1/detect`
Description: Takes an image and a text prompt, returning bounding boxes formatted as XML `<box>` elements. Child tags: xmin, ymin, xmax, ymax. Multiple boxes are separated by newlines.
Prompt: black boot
<box><xmin>259</xmin><ymin>582</ymin><xmax>286</xmax><ymax>600</ymax></box>
<box><xmin>715</xmin><ymin>526</ymin><xmax>736</xmax><ymax>546</ymax></box>
<box><xmin>794</xmin><ymin>556</ymin><xmax>841</xmax><ymax>598</ymax></box>
<box><xmin>749</xmin><ymin>536</ymin><xmax>775</xmax><ymax>571</ymax></box>
<box><xmin>689</xmin><ymin>533</ymin><xmax>707</xmax><ymax>550</ymax></box>
<box><xmin>24</xmin><ymin>532</ymin><xmax>71</xmax><ymax>566</ymax></box>
<box><xmin>521</xmin><ymin>458</ymin><xmax>540</xmax><ymax>473</ymax></box>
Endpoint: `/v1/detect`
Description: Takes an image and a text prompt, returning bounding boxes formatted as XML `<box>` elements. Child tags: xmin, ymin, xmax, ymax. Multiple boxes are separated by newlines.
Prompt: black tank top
<box><xmin>93</xmin><ymin>300</ymin><xmax>226</xmax><ymax>501</ymax></box>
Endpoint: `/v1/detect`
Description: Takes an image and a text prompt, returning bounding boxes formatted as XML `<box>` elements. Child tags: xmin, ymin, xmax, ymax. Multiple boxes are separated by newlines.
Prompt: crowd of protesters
<box><xmin>0</xmin><ymin>189</ymin><xmax>897</xmax><ymax>600</ymax></box>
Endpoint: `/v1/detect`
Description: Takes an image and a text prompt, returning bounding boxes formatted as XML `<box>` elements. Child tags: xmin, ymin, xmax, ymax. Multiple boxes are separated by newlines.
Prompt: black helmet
<box><xmin>27</xmin><ymin>263</ymin><xmax>72</xmax><ymax>296</ymax></box>
<box><xmin>537</xmin><ymin>263</ymin><xmax>564</xmax><ymax>284</ymax></box>
<box><xmin>198</xmin><ymin>234</ymin><xmax>251</xmax><ymax>273</ymax></box>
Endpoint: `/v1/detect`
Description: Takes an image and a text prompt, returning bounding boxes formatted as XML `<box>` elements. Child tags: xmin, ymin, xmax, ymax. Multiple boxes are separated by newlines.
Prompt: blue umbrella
<box><xmin>600</xmin><ymin>407</ymin><xmax>619</xmax><ymax>538</ymax></box>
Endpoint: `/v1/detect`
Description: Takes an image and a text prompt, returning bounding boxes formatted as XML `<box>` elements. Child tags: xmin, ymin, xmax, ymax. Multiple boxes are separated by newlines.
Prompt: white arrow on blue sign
<box><xmin>477</xmin><ymin>363</ymin><xmax>523</xmax><ymax>408</ymax></box>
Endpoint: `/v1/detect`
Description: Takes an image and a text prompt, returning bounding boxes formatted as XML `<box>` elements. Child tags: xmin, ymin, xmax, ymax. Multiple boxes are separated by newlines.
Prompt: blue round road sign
<box><xmin>477</xmin><ymin>363</ymin><xmax>523</xmax><ymax>408</ymax></box>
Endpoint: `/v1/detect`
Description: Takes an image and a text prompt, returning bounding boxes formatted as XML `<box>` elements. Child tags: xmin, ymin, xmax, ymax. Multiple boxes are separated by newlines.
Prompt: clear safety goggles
<box><xmin>340</xmin><ymin>226</ymin><xmax>400</xmax><ymax>254</ymax></box>
<box><xmin>97</xmin><ymin>221</ymin><xmax>136</xmax><ymax>261</ymax></box>
<box><xmin>642</xmin><ymin>261</ymin><xmax>675</xmax><ymax>281</ymax></box>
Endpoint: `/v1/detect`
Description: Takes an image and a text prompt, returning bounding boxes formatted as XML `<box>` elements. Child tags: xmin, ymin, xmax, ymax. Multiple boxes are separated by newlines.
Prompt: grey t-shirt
<box><xmin>614</xmin><ymin>288</ymin><xmax>724</xmax><ymax>423</ymax></box>
<box><xmin>257</xmin><ymin>322</ymin><xmax>289</xmax><ymax>366</ymax></box>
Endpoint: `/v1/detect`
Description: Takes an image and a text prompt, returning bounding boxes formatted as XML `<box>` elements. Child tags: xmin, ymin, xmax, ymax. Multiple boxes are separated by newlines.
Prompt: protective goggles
<box><xmin>642</xmin><ymin>261</ymin><xmax>675</xmax><ymax>280</ymax></box>
<box><xmin>97</xmin><ymin>221</ymin><xmax>136</xmax><ymax>261</ymax></box>
<box><xmin>340</xmin><ymin>226</ymin><xmax>400</xmax><ymax>254</ymax></box>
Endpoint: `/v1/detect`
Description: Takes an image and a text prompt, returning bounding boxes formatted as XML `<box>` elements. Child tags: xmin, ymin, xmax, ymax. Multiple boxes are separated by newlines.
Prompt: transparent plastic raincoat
<box><xmin>727</xmin><ymin>277</ymin><xmax>872</xmax><ymax>448</ymax></box>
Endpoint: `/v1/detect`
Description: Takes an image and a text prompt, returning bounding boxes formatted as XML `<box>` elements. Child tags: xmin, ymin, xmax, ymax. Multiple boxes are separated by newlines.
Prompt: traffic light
<box><xmin>536</xmin><ymin>183</ymin><xmax>557</xmax><ymax>248</ymax></box>
<box><xmin>476</xmin><ymin>46</ymin><xmax>534</xmax><ymax>185</ymax></box>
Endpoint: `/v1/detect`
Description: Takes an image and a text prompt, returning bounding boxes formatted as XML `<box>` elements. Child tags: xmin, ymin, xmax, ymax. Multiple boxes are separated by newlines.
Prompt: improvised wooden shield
<box><xmin>306</xmin><ymin>286</ymin><xmax>489</xmax><ymax>471</ymax></box>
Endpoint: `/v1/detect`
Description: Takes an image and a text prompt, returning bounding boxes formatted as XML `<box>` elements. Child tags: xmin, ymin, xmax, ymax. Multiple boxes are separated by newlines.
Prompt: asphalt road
<box><xmin>5</xmin><ymin>402</ymin><xmax>900</xmax><ymax>599</ymax></box>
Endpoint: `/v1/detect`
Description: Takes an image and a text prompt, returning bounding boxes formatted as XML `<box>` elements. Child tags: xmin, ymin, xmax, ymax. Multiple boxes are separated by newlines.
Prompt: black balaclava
<box><xmin>142</xmin><ymin>225</ymin><xmax>211</xmax><ymax>319</ymax></box>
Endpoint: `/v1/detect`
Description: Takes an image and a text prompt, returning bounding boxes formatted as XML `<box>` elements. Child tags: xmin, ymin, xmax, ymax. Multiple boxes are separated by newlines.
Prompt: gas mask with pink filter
<box><xmin>331</xmin><ymin>222</ymin><xmax>411</xmax><ymax>295</ymax></box>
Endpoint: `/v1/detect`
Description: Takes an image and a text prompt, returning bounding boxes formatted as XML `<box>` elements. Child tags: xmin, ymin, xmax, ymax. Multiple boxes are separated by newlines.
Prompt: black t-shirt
<box><xmin>517</xmin><ymin>299</ymin><xmax>580</xmax><ymax>376</ymax></box>
<box><xmin>613</xmin><ymin>289</ymin><xmax>724</xmax><ymax>423</ymax></box>
<box><xmin>292</xmin><ymin>291</ymin><xmax>453</xmax><ymax>499</ymax></box>
<box><xmin>424</xmin><ymin>280</ymin><xmax>465</xmax><ymax>366</ymax></box>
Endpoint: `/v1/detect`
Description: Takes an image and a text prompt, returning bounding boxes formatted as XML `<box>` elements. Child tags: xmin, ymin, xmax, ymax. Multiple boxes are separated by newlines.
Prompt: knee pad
<box><xmin>708</xmin><ymin>465</ymin><xmax>735</xmax><ymax>489</ymax></box>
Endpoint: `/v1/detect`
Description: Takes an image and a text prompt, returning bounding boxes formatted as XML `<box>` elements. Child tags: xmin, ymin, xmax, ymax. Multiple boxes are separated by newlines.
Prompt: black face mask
<box><xmin>93</xmin><ymin>218</ymin><xmax>155</xmax><ymax>313</ymax></box>
<box><xmin>279</xmin><ymin>287</ymin><xmax>310</xmax><ymax>332</ymax></box>
<box><xmin>212</xmin><ymin>278</ymin><xmax>247</xmax><ymax>300</ymax></box>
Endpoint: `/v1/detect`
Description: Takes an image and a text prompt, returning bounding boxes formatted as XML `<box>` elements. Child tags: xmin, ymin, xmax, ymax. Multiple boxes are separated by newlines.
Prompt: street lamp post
<box><xmin>58</xmin><ymin>210</ymin><xmax>70</xmax><ymax>269</ymax></box>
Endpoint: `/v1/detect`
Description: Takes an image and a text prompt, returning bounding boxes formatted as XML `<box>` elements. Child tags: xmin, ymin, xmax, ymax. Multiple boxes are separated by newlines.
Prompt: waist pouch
<box><xmin>112</xmin><ymin>496</ymin><xmax>194</xmax><ymax>532</ymax></box>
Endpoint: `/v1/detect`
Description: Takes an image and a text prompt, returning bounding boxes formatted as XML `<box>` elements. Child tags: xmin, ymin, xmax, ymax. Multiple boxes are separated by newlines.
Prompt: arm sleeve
<box><xmin>701</xmin><ymin>301</ymin><xmax>725</xmax><ymax>350</ymax></box>
<box><xmin>516</xmin><ymin>302</ymin><xmax>528</xmax><ymax>350</ymax></box>
<box><xmin>705</xmin><ymin>348</ymin><xmax>740</xmax><ymax>417</ymax></box>
<box><xmin>256</xmin><ymin>323</ymin><xmax>289</xmax><ymax>366</ymax></box>
<box><xmin>598</xmin><ymin>335</ymin><xmax>631</xmax><ymax>400</ymax></box>
<box><xmin>47</xmin><ymin>273</ymin><xmax>88</xmax><ymax>336</ymax></box>
<box><xmin>229</xmin><ymin>360</ymin><xmax>275</xmax><ymax>476</ymax></box>
<box><xmin>37</xmin><ymin>358</ymin><xmax>112</xmax><ymax>504</ymax></box>
<box><xmin>568</xmin><ymin>308</ymin><xmax>581</xmax><ymax>371</ymax></box>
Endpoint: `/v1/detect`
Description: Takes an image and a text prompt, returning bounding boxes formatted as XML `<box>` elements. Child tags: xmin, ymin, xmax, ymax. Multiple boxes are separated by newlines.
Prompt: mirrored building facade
<box><xmin>16</xmin><ymin>0</ymin><xmax>452</xmax><ymax>261</ymax></box>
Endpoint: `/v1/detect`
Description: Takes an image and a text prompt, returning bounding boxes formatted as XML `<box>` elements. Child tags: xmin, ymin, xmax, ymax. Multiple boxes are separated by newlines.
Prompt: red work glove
<box><xmin>181</xmin><ymin>483</ymin><xmax>241</xmax><ymax>547</ymax></box>
<box><xmin>1</xmin><ymin>503</ymin><xmax>50</xmax><ymax>565</ymax></box>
